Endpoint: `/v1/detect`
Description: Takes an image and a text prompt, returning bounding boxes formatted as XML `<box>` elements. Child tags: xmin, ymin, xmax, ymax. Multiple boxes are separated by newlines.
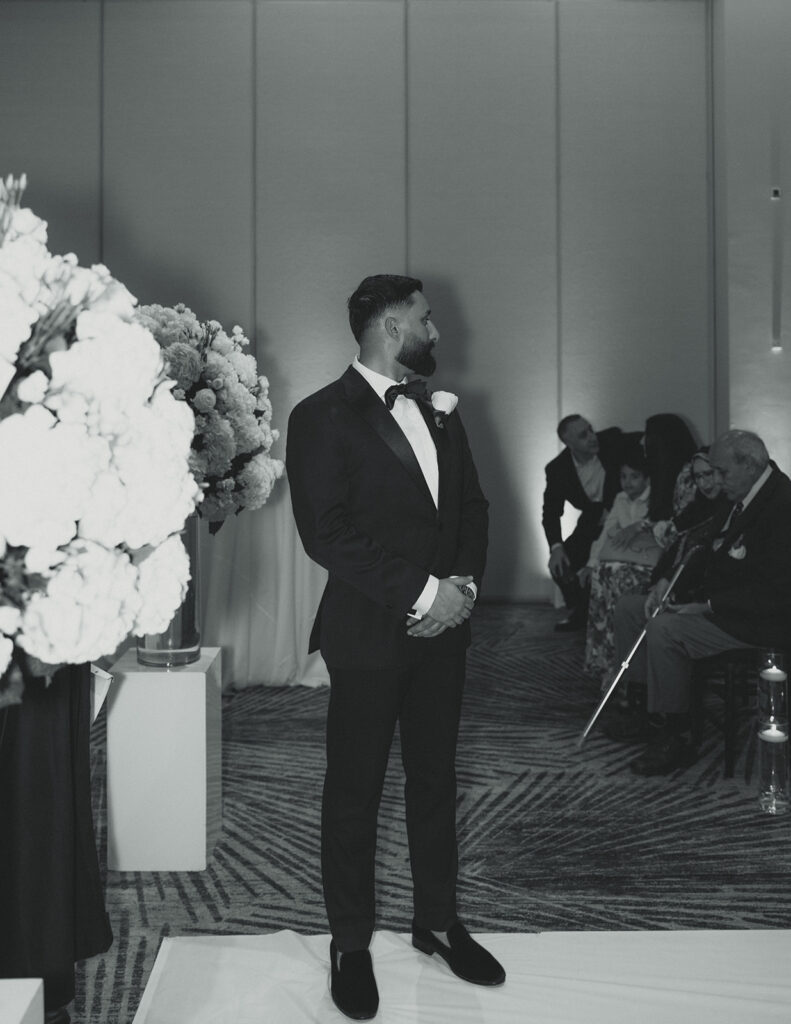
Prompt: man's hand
<box><xmin>548</xmin><ymin>545</ymin><xmax>570</xmax><ymax>581</ymax></box>
<box><xmin>644</xmin><ymin>578</ymin><xmax>670</xmax><ymax>618</ymax></box>
<box><xmin>406</xmin><ymin>614</ymin><xmax>449</xmax><ymax>639</ymax></box>
<box><xmin>424</xmin><ymin>576</ymin><xmax>475</xmax><ymax>628</ymax></box>
<box><xmin>666</xmin><ymin>601</ymin><xmax>709</xmax><ymax>616</ymax></box>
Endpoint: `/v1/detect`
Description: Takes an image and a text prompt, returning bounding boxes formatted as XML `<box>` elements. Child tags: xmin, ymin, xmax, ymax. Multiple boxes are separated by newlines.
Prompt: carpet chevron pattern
<box><xmin>77</xmin><ymin>604</ymin><xmax>791</xmax><ymax>1023</ymax></box>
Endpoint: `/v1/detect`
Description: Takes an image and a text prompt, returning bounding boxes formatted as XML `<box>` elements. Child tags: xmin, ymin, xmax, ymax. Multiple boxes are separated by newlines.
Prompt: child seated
<box><xmin>582</xmin><ymin>446</ymin><xmax>655</xmax><ymax>687</ymax></box>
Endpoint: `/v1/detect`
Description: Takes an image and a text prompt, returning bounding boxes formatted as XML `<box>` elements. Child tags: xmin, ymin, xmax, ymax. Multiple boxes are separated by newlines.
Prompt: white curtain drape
<box><xmin>199</xmin><ymin>480</ymin><xmax>329</xmax><ymax>690</ymax></box>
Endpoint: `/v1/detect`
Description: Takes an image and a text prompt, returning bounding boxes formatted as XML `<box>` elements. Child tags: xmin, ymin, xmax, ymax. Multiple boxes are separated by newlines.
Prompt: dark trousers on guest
<box><xmin>555</xmin><ymin>522</ymin><xmax>601</xmax><ymax>613</ymax></box>
<box><xmin>614</xmin><ymin>594</ymin><xmax>754</xmax><ymax>714</ymax></box>
<box><xmin>323</xmin><ymin>646</ymin><xmax>466</xmax><ymax>952</ymax></box>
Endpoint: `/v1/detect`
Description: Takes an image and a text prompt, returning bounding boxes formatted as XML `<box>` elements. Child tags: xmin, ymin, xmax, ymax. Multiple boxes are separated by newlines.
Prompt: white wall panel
<box><xmin>559</xmin><ymin>0</ymin><xmax>711</xmax><ymax>443</ymax></box>
<box><xmin>0</xmin><ymin>1</ymin><xmax>101</xmax><ymax>263</ymax></box>
<box><xmin>256</xmin><ymin>0</ymin><xmax>407</xmax><ymax>423</ymax></box>
<box><xmin>718</xmin><ymin>0</ymin><xmax>791</xmax><ymax>474</ymax></box>
<box><xmin>103</xmin><ymin>1</ymin><xmax>254</xmax><ymax>329</ymax></box>
<box><xmin>408</xmin><ymin>0</ymin><xmax>558</xmax><ymax>599</ymax></box>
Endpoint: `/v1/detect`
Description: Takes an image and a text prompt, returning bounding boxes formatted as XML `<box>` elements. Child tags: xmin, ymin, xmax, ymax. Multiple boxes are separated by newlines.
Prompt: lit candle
<box><xmin>759</xmin><ymin>722</ymin><xmax>788</xmax><ymax>743</ymax></box>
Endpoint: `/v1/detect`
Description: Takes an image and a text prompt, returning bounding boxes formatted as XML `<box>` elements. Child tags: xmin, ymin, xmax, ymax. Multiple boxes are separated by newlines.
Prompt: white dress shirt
<box><xmin>587</xmin><ymin>485</ymin><xmax>651</xmax><ymax>566</ymax></box>
<box><xmin>352</xmin><ymin>358</ymin><xmax>440</xmax><ymax>616</ymax></box>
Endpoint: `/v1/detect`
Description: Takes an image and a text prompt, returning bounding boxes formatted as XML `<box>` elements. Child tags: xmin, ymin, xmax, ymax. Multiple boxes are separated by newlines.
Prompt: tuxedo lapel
<box><xmin>340</xmin><ymin>367</ymin><xmax>435</xmax><ymax>507</ymax></box>
<box><xmin>716</xmin><ymin>470</ymin><xmax>779</xmax><ymax>553</ymax></box>
<box><xmin>417</xmin><ymin>399</ymin><xmax>448</xmax><ymax>512</ymax></box>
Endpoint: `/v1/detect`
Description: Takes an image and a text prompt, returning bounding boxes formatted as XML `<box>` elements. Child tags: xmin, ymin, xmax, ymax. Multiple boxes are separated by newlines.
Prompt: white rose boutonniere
<box><xmin>728</xmin><ymin>540</ymin><xmax>747</xmax><ymax>560</ymax></box>
<box><xmin>430</xmin><ymin>390</ymin><xmax>458</xmax><ymax>429</ymax></box>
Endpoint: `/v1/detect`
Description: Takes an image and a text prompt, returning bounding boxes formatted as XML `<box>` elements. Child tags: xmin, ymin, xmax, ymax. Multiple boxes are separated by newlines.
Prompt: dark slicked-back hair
<box><xmin>557</xmin><ymin>414</ymin><xmax>584</xmax><ymax>440</ymax></box>
<box><xmin>620</xmin><ymin>442</ymin><xmax>648</xmax><ymax>476</ymax></box>
<box><xmin>347</xmin><ymin>274</ymin><xmax>423</xmax><ymax>342</ymax></box>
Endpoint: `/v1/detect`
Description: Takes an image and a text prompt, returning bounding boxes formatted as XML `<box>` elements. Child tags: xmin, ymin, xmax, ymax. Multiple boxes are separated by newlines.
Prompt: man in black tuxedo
<box><xmin>610</xmin><ymin>430</ymin><xmax>791</xmax><ymax>775</ymax></box>
<box><xmin>542</xmin><ymin>415</ymin><xmax>628</xmax><ymax>630</ymax></box>
<box><xmin>287</xmin><ymin>275</ymin><xmax>503</xmax><ymax>1020</ymax></box>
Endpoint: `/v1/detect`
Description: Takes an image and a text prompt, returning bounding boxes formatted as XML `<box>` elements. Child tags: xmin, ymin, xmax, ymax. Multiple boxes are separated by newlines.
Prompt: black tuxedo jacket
<box><xmin>287</xmin><ymin>366</ymin><xmax>489</xmax><ymax>669</ymax></box>
<box><xmin>541</xmin><ymin>427</ymin><xmax>630</xmax><ymax>549</ymax></box>
<box><xmin>704</xmin><ymin>466</ymin><xmax>791</xmax><ymax>649</ymax></box>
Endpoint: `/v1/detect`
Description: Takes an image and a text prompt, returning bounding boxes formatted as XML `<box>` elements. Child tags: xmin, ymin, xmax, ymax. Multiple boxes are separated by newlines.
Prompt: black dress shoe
<box><xmin>630</xmin><ymin>734</ymin><xmax>698</xmax><ymax>776</ymax></box>
<box><xmin>554</xmin><ymin>612</ymin><xmax>586</xmax><ymax>632</ymax></box>
<box><xmin>412</xmin><ymin>922</ymin><xmax>505</xmax><ymax>986</ymax></box>
<box><xmin>329</xmin><ymin>939</ymin><xmax>379</xmax><ymax>1021</ymax></box>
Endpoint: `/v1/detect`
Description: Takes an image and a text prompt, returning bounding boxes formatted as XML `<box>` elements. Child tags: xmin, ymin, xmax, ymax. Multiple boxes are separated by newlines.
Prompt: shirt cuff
<box><xmin>550</xmin><ymin>542</ymin><xmax>564</xmax><ymax>552</ymax></box>
<box><xmin>411</xmin><ymin>575</ymin><xmax>440</xmax><ymax>619</ymax></box>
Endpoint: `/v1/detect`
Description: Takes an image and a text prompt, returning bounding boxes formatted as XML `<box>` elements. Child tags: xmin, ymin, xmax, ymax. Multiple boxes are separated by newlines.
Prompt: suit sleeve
<box><xmin>448</xmin><ymin>412</ymin><xmax>489</xmax><ymax>587</ymax></box>
<box><xmin>286</xmin><ymin>398</ymin><xmax>429</xmax><ymax>615</ymax></box>
<box><xmin>709</xmin><ymin>503</ymin><xmax>791</xmax><ymax>622</ymax></box>
<box><xmin>541</xmin><ymin>461</ymin><xmax>564</xmax><ymax>549</ymax></box>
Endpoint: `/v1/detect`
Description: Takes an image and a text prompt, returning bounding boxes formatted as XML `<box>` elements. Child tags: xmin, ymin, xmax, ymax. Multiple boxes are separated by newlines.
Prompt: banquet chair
<box><xmin>690</xmin><ymin>649</ymin><xmax>759</xmax><ymax>779</ymax></box>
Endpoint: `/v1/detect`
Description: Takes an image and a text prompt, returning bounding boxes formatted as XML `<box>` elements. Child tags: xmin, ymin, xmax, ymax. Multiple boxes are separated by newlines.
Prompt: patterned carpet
<box><xmin>77</xmin><ymin>603</ymin><xmax>791</xmax><ymax>1023</ymax></box>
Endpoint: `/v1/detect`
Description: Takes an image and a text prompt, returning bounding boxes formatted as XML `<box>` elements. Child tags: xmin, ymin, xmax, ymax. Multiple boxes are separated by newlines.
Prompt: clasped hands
<box><xmin>407</xmin><ymin>576</ymin><xmax>475</xmax><ymax>638</ymax></box>
<box><xmin>643</xmin><ymin>578</ymin><xmax>708</xmax><ymax>618</ymax></box>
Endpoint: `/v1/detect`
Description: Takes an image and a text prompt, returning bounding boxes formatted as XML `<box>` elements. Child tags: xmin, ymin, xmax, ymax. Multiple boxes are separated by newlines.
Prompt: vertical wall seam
<box><xmin>252</xmin><ymin>0</ymin><xmax>258</xmax><ymax>349</ymax></box>
<box><xmin>98</xmin><ymin>0</ymin><xmax>105</xmax><ymax>264</ymax></box>
<box><xmin>404</xmin><ymin>0</ymin><xmax>410</xmax><ymax>274</ymax></box>
<box><xmin>554</xmin><ymin>0</ymin><xmax>562</xmax><ymax>429</ymax></box>
<box><xmin>705</xmin><ymin>0</ymin><xmax>722</xmax><ymax>437</ymax></box>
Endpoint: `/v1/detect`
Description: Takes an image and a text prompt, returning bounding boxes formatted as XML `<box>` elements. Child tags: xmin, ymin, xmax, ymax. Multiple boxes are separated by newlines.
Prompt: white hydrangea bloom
<box><xmin>0</xmin><ymin>405</ymin><xmax>109</xmax><ymax>553</ymax></box>
<box><xmin>47</xmin><ymin>312</ymin><xmax>165</xmax><ymax>433</ymax></box>
<box><xmin>0</xmin><ymin>606</ymin><xmax>22</xmax><ymax>635</ymax></box>
<box><xmin>133</xmin><ymin>534</ymin><xmax>191</xmax><ymax>635</ymax></box>
<box><xmin>79</xmin><ymin>392</ymin><xmax>200</xmax><ymax>550</ymax></box>
<box><xmin>15</xmin><ymin>369</ymin><xmax>48</xmax><ymax>404</ymax></box>
<box><xmin>17</xmin><ymin>541</ymin><xmax>141</xmax><ymax>665</ymax></box>
<box><xmin>0</xmin><ymin>281</ymin><xmax>37</xmax><ymax>363</ymax></box>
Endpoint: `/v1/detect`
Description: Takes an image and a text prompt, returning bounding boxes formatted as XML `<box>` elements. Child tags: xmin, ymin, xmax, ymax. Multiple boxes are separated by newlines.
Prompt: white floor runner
<box><xmin>133</xmin><ymin>928</ymin><xmax>791</xmax><ymax>1024</ymax></box>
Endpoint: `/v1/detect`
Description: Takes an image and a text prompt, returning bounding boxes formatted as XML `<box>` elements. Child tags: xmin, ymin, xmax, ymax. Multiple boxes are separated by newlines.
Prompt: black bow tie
<box><xmin>384</xmin><ymin>379</ymin><xmax>429</xmax><ymax>410</ymax></box>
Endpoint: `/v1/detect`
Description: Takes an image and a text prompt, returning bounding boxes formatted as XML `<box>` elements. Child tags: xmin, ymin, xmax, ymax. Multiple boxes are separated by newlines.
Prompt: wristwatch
<box><xmin>457</xmin><ymin>584</ymin><xmax>475</xmax><ymax>600</ymax></box>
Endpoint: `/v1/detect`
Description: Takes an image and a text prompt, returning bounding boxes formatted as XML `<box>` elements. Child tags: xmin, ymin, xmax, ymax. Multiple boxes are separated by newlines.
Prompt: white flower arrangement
<box><xmin>0</xmin><ymin>175</ymin><xmax>202</xmax><ymax>705</ymax></box>
<box><xmin>136</xmin><ymin>303</ymin><xmax>284</xmax><ymax>530</ymax></box>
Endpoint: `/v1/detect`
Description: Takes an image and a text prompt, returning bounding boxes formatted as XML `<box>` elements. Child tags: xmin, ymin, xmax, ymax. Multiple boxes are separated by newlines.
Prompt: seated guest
<box><xmin>596</xmin><ymin>447</ymin><xmax>727</xmax><ymax>709</ymax></box>
<box><xmin>607</xmin><ymin>430</ymin><xmax>791</xmax><ymax>775</ymax></box>
<box><xmin>582</xmin><ymin>444</ymin><xmax>654</xmax><ymax>686</ymax></box>
<box><xmin>542</xmin><ymin>415</ymin><xmax>635</xmax><ymax>631</ymax></box>
<box><xmin>643</xmin><ymin>413</ymin><xmax>699</xmax><ymax>523</ymax></box>
<box><xmin>600</xmin><ymin>413</ymin><xmax>700</xmax><ymax>569</ymax></box>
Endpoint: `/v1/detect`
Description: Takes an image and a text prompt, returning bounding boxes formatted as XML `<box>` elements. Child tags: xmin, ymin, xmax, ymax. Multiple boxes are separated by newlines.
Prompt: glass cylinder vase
<box><xmin>757</xmin><ymin>651</ymin><xmax>789</xmax><ymax>816</ymax></box>
<box><xmin>137</xmin><ymin>514</ymin><xmax>201</xmax><ymax>668</ymax></box>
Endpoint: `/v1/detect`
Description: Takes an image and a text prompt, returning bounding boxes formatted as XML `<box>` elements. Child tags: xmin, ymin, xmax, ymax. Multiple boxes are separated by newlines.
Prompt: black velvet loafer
<box><xmin>412</xmin><ymin>922</ymin><xmax>505</xmax><ymax>986</ymax></box>
<box><xmin>329</xmin><ymin>939</ymin><xmax>379</xmax><ymax>1020</ymax></box>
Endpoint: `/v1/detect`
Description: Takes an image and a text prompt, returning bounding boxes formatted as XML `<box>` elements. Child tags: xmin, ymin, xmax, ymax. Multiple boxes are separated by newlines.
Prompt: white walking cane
<box><xmin>578</xmin><ymin>545</ymin><xmax>704</xmax><ymax>746</ymax></box>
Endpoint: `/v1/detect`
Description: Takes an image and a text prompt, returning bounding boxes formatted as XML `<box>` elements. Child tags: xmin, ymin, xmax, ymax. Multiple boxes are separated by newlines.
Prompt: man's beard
<box><xmin>397</xmin><ymin>336</ymin><xmax>436</xmax><ymax>377</ymax></box>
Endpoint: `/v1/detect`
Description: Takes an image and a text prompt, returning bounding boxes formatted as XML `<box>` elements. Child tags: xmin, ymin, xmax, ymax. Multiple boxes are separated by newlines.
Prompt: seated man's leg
<box><xmin>630</xmin><ymin>612</ymin><xmax>755</xmax><ymax>775</ymax></box>
<box><xmin>644</xmin><ymin>612</ymin><xmax>755</xmax><ymax>715</ymax></box>
<box><xmin>613</xmin><ymin>592</ymin><xmax>649</xmax><ymax>683</ymax></box>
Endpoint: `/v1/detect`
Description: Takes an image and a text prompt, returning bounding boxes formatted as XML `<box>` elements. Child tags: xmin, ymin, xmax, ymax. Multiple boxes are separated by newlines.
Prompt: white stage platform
<box><xmin>132</xmin><ymin>928</ymin><xmax>791</xmax><ymax>1023</ymax></box>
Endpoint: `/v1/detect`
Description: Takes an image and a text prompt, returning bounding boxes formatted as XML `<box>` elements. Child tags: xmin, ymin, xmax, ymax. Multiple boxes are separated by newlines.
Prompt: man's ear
<box><xmin>384</xmin><ymin>315</ymin><xmax>400</xmax><ymax>340</ymax></box>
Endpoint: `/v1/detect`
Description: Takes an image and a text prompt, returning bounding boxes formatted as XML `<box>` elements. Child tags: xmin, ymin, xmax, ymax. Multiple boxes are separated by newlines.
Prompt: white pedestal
<box><xmin>106</xmin><ymin>647</ymin><xmax>222</xmax><ymax>871</ymax></box>
<box><xmin>0</xmin><ymin>979</ymin><xmax>44</xmax><ymax>1024</ymax></box>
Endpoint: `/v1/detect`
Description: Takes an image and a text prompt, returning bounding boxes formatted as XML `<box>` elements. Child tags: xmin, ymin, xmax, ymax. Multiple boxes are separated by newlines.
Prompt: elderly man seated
<box><xmin>605</xmin><ymin>429</ymin><xmax>791</xmax><ymax>775</ymax></box>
